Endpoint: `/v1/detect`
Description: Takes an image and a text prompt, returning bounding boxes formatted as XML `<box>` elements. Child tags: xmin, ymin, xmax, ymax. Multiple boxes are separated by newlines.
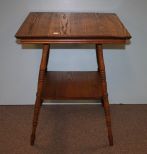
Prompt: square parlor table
<box><xmin>15</xmin><ymin>12</ymin><xmax>131</xmax><ymax>146</ymax></box>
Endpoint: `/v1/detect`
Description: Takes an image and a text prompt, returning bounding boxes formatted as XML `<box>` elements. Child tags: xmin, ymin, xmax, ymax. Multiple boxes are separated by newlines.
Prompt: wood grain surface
<box><xmin>42</xmin><ymin>71</ymin><xmax>102</xmax><ymax>100</ymax></box>
<box><xmin>15</xmin><ymin>12</ymin><xmax>131</xmax><ymax>40</ymax></box>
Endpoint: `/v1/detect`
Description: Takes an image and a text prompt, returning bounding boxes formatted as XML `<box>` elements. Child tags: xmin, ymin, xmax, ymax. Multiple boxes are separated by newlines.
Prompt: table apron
<box><xmin>19</xmin><ymin>38</ymin><xmax>128</xmax><ymax>44</ymax></box>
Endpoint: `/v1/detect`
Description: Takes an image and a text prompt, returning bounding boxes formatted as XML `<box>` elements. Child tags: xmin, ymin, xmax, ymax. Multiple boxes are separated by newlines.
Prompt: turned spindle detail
<box><xmin>96</xmin><ymin>44</ymin><xmax>113</xmax><ymax>146</ymax></box>
<box><xmin>30</xmin><ymin>44</ymin><xmax>50</xmax><ymax>145</ymax></box>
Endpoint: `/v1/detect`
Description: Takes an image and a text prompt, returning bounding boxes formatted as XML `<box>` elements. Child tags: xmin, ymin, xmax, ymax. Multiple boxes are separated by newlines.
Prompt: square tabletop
<box><xmin>15</xmin><ymin>12</ymin><xmax>131</xmax><ymax>44</ymax></box>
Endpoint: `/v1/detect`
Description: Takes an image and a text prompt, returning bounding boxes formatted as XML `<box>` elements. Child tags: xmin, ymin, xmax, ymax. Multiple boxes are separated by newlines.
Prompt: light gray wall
<box><xmin>0</xmin><ymin>0</ymin><xmax>147</xmax><ymax>105</ymax></box>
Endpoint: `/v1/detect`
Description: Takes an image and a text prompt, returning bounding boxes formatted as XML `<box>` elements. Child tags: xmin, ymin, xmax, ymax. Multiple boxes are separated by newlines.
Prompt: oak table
<box><xmin>15</xmin><ymin>12</ymin><xmax>131</xmax><ymax>146</ymax></box>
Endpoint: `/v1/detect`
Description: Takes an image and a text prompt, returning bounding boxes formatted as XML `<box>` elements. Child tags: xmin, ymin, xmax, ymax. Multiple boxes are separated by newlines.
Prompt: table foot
<box><xmin>103</xmin><ymin>96</ymin><xmax>113</xmax><ymax>146</ymax></box>
<box><xmin>30</xmin><ymin>134</ymin><xmax>35</xmax><ymax>145</ymax></box>
<box><xmin>30</xmin><ymin>98</ymin><xmax>42</xmax><ymax>145</ymax></box>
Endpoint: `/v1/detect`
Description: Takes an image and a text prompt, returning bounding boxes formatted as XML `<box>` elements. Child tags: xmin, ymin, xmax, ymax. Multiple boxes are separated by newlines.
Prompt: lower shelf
<box><xmin>42</xmin><ymin>71</ymin><xmax>102</xmax><ymax>100</ymax></box>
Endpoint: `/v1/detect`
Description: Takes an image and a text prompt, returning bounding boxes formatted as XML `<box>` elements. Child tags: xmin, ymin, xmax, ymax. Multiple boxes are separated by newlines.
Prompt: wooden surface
<box><xmin>42</xmin><ymin>71</ymin><xmax>102</xmax><ymax>100</ymax></box>
<box><xmin>15</xmin><ymin>12</ymin><xmax>131</xmax><ymax>44</ymax></box>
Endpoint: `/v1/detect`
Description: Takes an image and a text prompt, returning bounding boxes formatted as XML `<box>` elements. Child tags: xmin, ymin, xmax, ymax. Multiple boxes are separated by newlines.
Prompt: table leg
<box><xmin>30</xmin><ymin>44</ymin><xmax>50</xmax><ymax>145</ymax></box>
<box><xmin>96</xmin><ymin>46</ymin><xmax>104</xmax><ymax>107</ymax></box>
<box><xmin>96</xmin><ymin>44</ymin><xmax>113</xmax><ymax>146</ymax></box>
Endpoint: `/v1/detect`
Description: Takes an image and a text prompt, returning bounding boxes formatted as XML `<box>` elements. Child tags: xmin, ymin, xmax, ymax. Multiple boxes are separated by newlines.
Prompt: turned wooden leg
<box><xmin>96</xmin><ymin>44</ymin><xmax>113</xmax><ymax>146</ymax></box>
<box><xmin>96</xmin><ymin>45</ymin><xmax>104</xmax><ymax>107</ymax></box>
<box><xmin>30</xmin><ymin>44</ymin><xmax>50</xmax><ymax>145</ymax></box>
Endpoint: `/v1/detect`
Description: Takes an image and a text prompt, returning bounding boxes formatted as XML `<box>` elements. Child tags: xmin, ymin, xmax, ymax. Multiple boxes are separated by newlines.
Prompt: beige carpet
<box><xmin>0</xmin><ymin>104</ymin><xmax>147</xmax><ymax>154</ymax></box>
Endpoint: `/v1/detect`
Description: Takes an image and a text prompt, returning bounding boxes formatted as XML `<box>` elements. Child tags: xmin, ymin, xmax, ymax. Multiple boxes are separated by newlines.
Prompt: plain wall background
<box><xmin>0</xmin><ymin>0</ymin><xmax>147</xmax><ymax>105</ymax></box>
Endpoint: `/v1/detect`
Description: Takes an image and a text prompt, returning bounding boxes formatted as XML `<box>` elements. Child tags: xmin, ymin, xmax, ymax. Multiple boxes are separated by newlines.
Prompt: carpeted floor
<box><xmin>0</xmin><ymin>104</ymin><xmax>147</xmax><ymax>154</ymax></box>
